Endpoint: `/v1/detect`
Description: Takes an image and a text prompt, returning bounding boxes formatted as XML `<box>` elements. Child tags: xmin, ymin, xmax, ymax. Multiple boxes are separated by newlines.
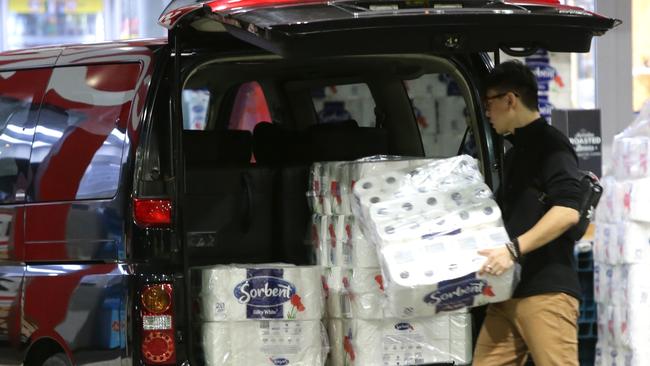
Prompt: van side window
<box><xmin>228</xmin><ymin>82</ymin><xmax>271</xmax><ymax>132</ymax></box>
<box><xmin>29</xmin><ymin>63</ymin><xmax>141</xmax><ymax>202</ymax></box>
<box><xmin>182</xmin><ymin>89</ymin><xmax>211</xmax><ymax>130</ymax></box>
<box><xmin>312</xmin><ymin>83</ymin><xmax>376</xmax><ymax>126</ymax></box>
<box><xmin>405</xmin><ymin>74</ymin><xmax>471</xmax><ymax>158</ymax></box>
<box><xmin>0</xmin><ymin>69</ymin><xmax>50</xmax><ymax>203</ymax></box>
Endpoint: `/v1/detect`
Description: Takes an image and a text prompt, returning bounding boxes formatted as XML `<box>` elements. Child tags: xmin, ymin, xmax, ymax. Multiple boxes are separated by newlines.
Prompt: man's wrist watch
<box><xmin>505</xmin><ymin>238</ymin><xmax>521</xmax><ymax>262</ymax></box>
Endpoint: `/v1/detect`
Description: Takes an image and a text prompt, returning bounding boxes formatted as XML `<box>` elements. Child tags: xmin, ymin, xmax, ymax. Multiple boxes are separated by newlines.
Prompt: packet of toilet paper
<box><xmin>612</xmin><ymin>101</ymin><xmax>650</xmax><ymax>181</ymax></box>
<box><xmin>379</xmin><ymin>227</ymin><xmax>518</xmax><ymax>316</ymax></box>
<box><xmin>192</xmin><ymin>264</ymin><xmax>325</xmax><ymax>321</ymax></box>
<box><xmin>201</xmin><ymin>320</ymin><xmax>328</xmax><ymax>366</ymax></box>
<box><xmin>331</xmin><ymin>313</ymin><xmax>472</xmax><ymax>365</ymax></box>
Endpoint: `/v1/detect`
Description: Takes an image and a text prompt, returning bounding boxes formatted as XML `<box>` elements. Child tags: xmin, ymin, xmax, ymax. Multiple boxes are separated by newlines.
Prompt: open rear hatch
<box><xmin>160</xmin><ymin>0</ymin><xmax>620</xmax><ymax>57</ymax></box>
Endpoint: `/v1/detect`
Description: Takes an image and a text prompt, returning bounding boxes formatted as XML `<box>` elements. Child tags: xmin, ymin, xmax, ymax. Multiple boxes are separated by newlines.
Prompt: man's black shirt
<box><xmin>498</xmin><ymin>117</ymin><xmax>582</xmax><ymax>300</ymax></box>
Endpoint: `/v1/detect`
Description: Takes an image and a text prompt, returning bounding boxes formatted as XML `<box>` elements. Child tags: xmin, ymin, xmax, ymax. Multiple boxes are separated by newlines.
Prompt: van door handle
<box><xmin>15</xmin><ymin>189</ymin><xmax>25</xmax><ymax>201</ymax></box>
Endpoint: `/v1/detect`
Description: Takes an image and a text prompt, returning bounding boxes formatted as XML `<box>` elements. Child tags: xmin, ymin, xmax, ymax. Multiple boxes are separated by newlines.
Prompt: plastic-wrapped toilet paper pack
<box><xmin>377</xmin><ymin>226</ymin><xmax>516</xmax><ymax>316</ymax></box>
<box><xmin>202</xmin><ymin>320</ymin><xmax>327</xmax><ymax>366</ymax></box>
<box><xmin>311</xmin><ymin>214</ymin><xmax>331</xmax><ymax>267</ymax></box>
<box><xmin>337</xmin><ymin>313</ymin><xmax>472</xmax><ymax>365</ymax></box>
<box><xmin>193</xmin><ymin>265</ymin><xmax>324</xmax><ymax>321</ymax></box>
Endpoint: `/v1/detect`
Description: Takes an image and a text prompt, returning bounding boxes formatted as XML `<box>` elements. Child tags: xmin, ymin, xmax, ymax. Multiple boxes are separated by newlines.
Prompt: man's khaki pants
<box><xmin>473</xmin><ymin>292</ymin><xmax>580</xmax><ymax>366</ymax></box>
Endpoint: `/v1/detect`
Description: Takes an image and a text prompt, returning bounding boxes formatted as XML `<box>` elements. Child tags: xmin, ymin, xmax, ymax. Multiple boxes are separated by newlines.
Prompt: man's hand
<box><xmin>478</xmin><ymin>246</ymin><xmax>514</xmax><ymax>276</ymax></box>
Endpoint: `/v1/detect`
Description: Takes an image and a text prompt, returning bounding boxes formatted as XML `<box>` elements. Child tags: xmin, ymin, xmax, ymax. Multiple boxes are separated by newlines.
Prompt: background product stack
<box><xmin>593</xmin><ymin>104</ymin><xmax>650</xmax><ymax>366</ymax></box>
<box><xmin>190</xmin><ymin>264</ymin><xmax>327</xmax><ymax>366</ymax></box>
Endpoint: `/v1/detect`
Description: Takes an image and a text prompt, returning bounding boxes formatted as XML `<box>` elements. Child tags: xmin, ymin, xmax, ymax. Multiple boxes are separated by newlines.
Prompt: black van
<box><xmin>0</xmin><ymin>0</ymin><xmax>617</xmax><ymax>365</ymax></box>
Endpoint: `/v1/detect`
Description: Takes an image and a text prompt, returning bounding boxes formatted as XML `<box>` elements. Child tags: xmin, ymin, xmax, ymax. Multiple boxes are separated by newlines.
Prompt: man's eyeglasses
<box><xmin>483</xmin><ymin>91</ymin><xmax>518</xmax><ymax>109</ymax></box>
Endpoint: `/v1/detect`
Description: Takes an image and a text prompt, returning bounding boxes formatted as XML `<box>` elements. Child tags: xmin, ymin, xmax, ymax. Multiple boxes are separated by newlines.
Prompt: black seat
<box><xmin>182</xmin><ymin>129</ymin><xmax>275</xmax><ymax>264</ymax></box>
<box><xmin>183</xmin><ymin>129</ymin><xmax>252</xmax><ymax>168</ymax></box>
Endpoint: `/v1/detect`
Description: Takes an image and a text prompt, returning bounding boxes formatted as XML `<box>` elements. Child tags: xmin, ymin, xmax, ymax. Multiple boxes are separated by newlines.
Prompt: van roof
<box><xmin>0</xmin><ymin>38</ymin><xmax>167</xmax><ymax>71</ymax></box>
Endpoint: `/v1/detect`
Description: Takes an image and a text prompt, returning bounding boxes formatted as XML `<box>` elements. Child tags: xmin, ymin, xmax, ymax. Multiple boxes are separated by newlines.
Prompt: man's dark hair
<box><xmin>485</xmin><ymin>60</ymin><xmax>539</xmax><ymax>111</ymax></box>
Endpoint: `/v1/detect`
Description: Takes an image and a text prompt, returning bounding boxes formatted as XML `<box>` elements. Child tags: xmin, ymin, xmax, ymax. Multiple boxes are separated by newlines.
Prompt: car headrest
<box><xmin>253</xmin><ymin>120</ymin><xmax>388</xmax><ymax>164</ymax></box>
<box><xmin>307</xmin><ymin>125</ymin><xmax>389</xmax><ymax>161</ymax></box>
<box><xmin>183</xmin><ymin>129</ymin><xmax>252</xmax><ymax>166</ymax></box>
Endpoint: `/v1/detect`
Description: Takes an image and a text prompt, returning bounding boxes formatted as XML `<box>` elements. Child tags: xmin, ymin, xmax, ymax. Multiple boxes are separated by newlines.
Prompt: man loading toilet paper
<box><xmin>472</xmin><ymin>60</ymin><xmax>582</xmax><ymax>366</ymax></box>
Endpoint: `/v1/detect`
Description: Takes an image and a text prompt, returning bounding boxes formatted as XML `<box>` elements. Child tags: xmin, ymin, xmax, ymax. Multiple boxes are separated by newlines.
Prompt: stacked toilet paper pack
<box><xmin>191</xmin><ymin>264</ymin><xmax>327</xmax><ymax>366</ymax></box>
<box><xmin>353</xmin><ymin>154</ymin><xmax>517</xmax><ymax>316</ymax></box>
<box><xmin>593</xmin><ymin>103</ymin><xmax>650</xmax><ymax>366</ymax></box>
<box><xmin>309</xmin><ymin>156</ymin><xmax>476</xmax><ymax>365</ymax></box>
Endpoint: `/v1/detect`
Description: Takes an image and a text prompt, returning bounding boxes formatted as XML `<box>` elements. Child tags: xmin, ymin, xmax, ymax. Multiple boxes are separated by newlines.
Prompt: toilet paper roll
<box><xmin>612</xmin><ymin>304</ymin><xmax>650</xmax><ymax>351</ymax></box>
<box><xmin>594</xmin><ymin>262</ymin><xmax>603</xmax><ymax>304</ymax></box>
<box><xmin>346</xmin><ymin>268</ymin><xmax>385</xmax><ymax>319</ymax></box>
<box><xmin>328</xmin><ymin>215</ymin><xmax>348</xmax><ymax>266</ymax></box>
<box><xmin>194</xmin><ymin>265</ymin><xmax>324</xmax><ymax>321</ymax></box>
<box><xmin>325</xmin><ymin>267</ymin><xmax>352</xmax><ymax>318</ymax></box>
<box><xmin>340</xmin><ymin>313</ymin><xmax>472</xmax><ymax>365</ymax></box>
<box><xmin>309</xmin><ymin>162</ymin><xmax>325</xmax><ymax>214</ymax></box>
<box><xmin>202</xmin><ymin>320</ymin><xmax>326</xmax><ymax>366</ymax></box>
<box><xmin>324</xmin><ymin>162</ymin><xmax>349</xmax><ymax>215</ymax></box>
<box><xmin>627</xmin><ymin>178</ymin><xmax>650</xmax><ymax>223</ymax></box>
<box><xmin>596</xmin><ymin>223</ymin><xmax>618</xmax><ymax>265</ymax></box>
<box><xmin>312</xmin><ymin>214</ymin><xmax>330</xmax><ymax>267</ymax></box>
<box><xmin>615</xmin><ymin>264</ymin><xmax>650</xmax><ymax>306</ymax></box>
<box><xmin>618</xmin><ymin>221</ymin><xmax>650</xmax><ymax>264</ymax></box>
<box><xmin>436</xmin><ymin>96</ymin><xmax>467</xmax><ymax>135</ymax></box>
<box><xmin>613</xmin><ymin>136</ymin><xmax>650</xmax><ymax>181</ymax></box>
<box><xmin>326</xmin><ymin>319</ymin><xmax>345</xmax><ymax>366</ymax></box>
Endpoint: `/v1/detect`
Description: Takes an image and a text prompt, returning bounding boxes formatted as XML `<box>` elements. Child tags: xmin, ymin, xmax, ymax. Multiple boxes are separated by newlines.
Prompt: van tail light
<box><xmin>133</xmin><ymin>198</ymin><xmax>172</xmax><ymax>228</ymax></box>
<box><xmin>141</xmin><ymin>284</ymin><xmax>176</xmax><ymax>365</ymax></box>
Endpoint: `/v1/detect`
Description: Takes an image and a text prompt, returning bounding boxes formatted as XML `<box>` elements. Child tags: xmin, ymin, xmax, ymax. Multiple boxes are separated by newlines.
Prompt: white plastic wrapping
<box><xmin>202</xmin><ymin>320</ymin><xmax>328</xmax><ymax>366</ymax></box>
<box><xmin>192</xmin><ymin>264</ymin><xmax>324</xmax><ymax>321</ymax></box>
<box><xmin>352</xmin><ymin>154</ymin><xmax>518</xmax><ymax>314</ymax></box>
<box><xmin>327</xmin><ymin>313</ymin><xmax>472</xmax><ymax>366</ymax></box>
